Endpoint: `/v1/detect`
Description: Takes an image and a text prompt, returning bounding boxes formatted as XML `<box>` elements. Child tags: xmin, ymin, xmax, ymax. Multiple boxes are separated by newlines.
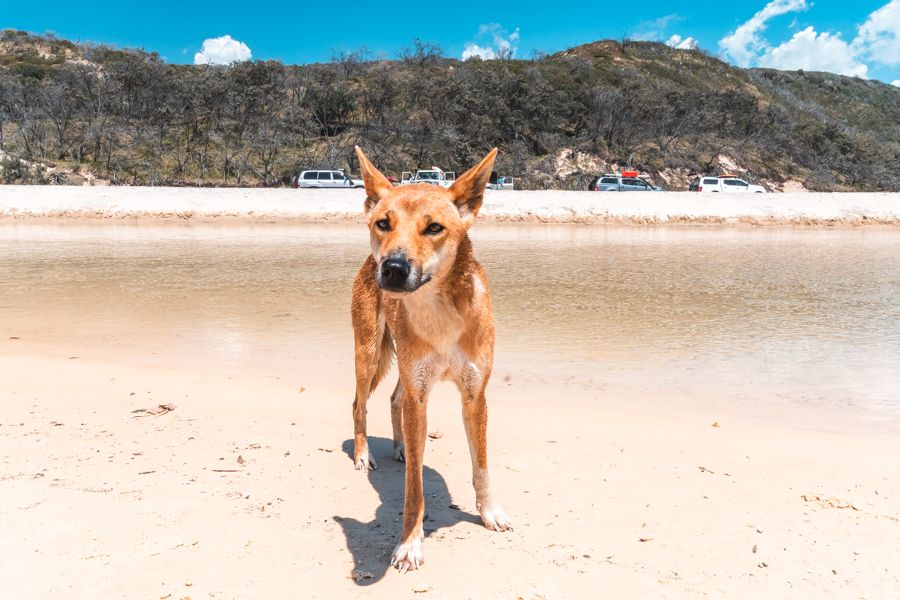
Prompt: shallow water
<box><xmin>2</xmin><ymin>223</ymin><xmax>899</xmax><ymax>428</ymax></box>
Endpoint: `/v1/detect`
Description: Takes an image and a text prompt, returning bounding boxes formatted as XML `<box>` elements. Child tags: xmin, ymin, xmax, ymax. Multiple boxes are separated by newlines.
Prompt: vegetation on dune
<box><xmin>0</xmin><ymin>30</ymin><xmax>898</xmax><ymax>190</ymax></box>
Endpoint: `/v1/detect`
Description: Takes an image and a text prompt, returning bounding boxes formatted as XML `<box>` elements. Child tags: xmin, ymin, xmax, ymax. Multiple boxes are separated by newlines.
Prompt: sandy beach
<box><xmin>2</xmin><ymin>347</ymin><xmax>899</xmax><ymax>599</ymax></box>
<box><xmin>2</xmin><ymin>221</ymin><xmax>899</xmax><ymax>598</ymax></box>
<box><xmin>2</xmin><ymin>185</ymin><xmax>900</xmax><ymax>226</ymax></box>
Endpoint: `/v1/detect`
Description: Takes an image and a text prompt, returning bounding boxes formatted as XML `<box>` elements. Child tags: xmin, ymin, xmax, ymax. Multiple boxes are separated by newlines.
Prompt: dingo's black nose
<box><xmin>380</xmin><ymin>258</ymin><xmax>411</xmax><ymax>288</ymax></box>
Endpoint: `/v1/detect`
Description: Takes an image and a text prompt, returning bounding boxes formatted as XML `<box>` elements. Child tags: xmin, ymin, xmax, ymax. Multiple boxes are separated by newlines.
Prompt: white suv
<box><xmin>690</xmin><ymin>176</ymin><xmax>766</xmax><ymax>193</ymax></box>
<box><xmin>296</xmin><ymin>170</ymin><xmax>364</xmax><ymax>189</ymax></box>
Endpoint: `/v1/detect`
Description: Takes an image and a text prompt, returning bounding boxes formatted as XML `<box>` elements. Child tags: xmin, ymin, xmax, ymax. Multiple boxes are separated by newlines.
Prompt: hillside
<box><xmin>1</xmin><ymin>30</ymin><xmax>898</xmax><ymax>191</ymax></box>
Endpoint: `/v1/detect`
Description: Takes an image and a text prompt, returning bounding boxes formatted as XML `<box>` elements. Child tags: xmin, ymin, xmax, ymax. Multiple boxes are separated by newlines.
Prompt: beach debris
<box><xmin>298</xmin><ymin>387</ymin><xmax>306</xmax><ymax>394</ymax></box>
<box><xmin>698</xmin><ymin>466</ymin><xmax>715</xmax><ymax>474</ymax></box>
<box><xmin>711</xmin><ymin>422</ymin><xmax>720</xmax><ymax>428</ymax></box>
<box><xmin>449</xmin><ymin>503</ymin><xmax>460</xmax><ymax>510</ymax></box>
<box><xmin>756</xmin><ymin>528</ymin><xmax>764</xmax><ymax>533</ymax></box>
<box><xmin>351</xmin><ymin>569</ymin><xmax>374</xmax><ymax>581</ymax></box>
<box><xmin>211</xmin><ymin>469</ymin><xmax>240</xmax><ymax>473</ymax></box>
<box><xmin>800</xmin><ymin>494</ymin><xmax>859</xmax><ymax>511</ymax></box>
<box><xmin>758</xmin><ymin>562</ymin><xmax>768</xmax><ymax>568</ymax></box>
<box><xmin>752</xmin><ymin>544</ymin><xmax>758</xmax><ymax>554</ymax></box>
<box><xmin>237</xmin><ymin>455</ymin><xmax>246</xmax><ymax>466</ymax></box>
<box><xmin>9</xmin><ymin>336</ymin><xmax>19</xmax><ymax>340</ymax></box>
<box><xmin>133</xmin><ymin>403</ymin><xmax>176</xmax><ymax>417</ymax></box>
<box><xmin>638</xmin><ymin>537</ymin><xmax>653</xmax><ymax>543</ymax></box>
<box><xmin>413</xmin><ymin>584</ymin><xmax>432</xmax><ymax>593</ymax></box>
<box><xmin>318</xmin><ymin>448</ymin><xmax>334</xmax><ymax>453</ymax></box>
<box><xmin>138</xmin><ymin>471</ymin><xmax>155</xmax><ymax>475</ymax></box>
<box><xmin>428</xmin><ymin>431</ymin><xmax>443</xmax><ymax>440</ymax></box>
<box><xmin>248</xmin><ymin>443</ymin><xmax>261</xmax><ymax>449</ymax></box>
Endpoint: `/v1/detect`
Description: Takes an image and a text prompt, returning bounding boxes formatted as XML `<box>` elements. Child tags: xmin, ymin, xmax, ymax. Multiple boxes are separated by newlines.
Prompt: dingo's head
<box><xmin>354</xmin><ymin>146</ymin><xmax>496</xmax><ymax>294</ymax></box>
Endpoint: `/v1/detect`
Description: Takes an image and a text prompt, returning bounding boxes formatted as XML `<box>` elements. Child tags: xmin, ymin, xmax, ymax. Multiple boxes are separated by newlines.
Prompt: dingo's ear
<box><xmin>354</xmin><ymin>146</ymin><xmax>393</xmax><ymax>213</ymax></box>
<box><xmin>449</xmin><ymin>148</ymin><xmax>497</xmax><ymax>221</ymax></box>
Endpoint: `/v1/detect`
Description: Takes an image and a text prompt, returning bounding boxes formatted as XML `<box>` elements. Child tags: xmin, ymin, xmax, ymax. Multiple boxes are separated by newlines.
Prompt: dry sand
<box><xmin>1</xmin><ymin>336</ymin><xmax>898</xmax><ymax>598</ymax></box>
<box><xmin>2</xmin><ymin>185</ymin><xmax>900</xmax><ymax>226</ymax></box>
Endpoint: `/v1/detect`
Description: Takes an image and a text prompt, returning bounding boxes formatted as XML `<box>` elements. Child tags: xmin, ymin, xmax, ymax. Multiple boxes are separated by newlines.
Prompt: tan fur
<box><xmin>351</xmin><ymin>146</ymin><xmax>512</xmax><ymax>572</ymax></box>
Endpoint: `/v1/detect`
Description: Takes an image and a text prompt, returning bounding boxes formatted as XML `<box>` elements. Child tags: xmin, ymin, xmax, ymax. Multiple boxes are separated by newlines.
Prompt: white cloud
<box><xmin>461</xmin><ymin>23</ymin><xmax>520</xmax><ymax>60</ymax></box>
<box><xmin>462</xmin><ymin>44</ymin><xmax>496</xmax><ymax>60</ymax></box>
<box><xmin>718</xmin><ymin>0</ymin><xmax>900</xmax><ymax>80</ymax></box>
<box><xmin>720</xmin><ymin>0</ymin><xmax>809</xmax><ymax>67</ymax></box>
<box><xmin>760</xmin><ymin>26</ymin><xmax>868</xmax><ymax>77</ymax></box>
<box><xmin>853</xmin><ymin>0</ymin><xmax>900</xmax><ymax>66</ymax></box>
<box><xmin>193</xmin><ymin>35</ymin><xmax>252</xmax><ymax>65</ymax></box>
<box><xmin>633</xmin><ymin>14</ymin><xmax>682</xmax><ymax>41</ymax></box>
<box><xmin>666</xmin><ymin>34</ymin><xmax>699</xmax><ymax>50</ymax></box>
<box><xmin>893</xmin><ymin>79</ymin><xmax>900</xmax><ymax>86</ymax></box>
<box><xmin>630</xmin><ymin>15</ymin><xmax>699</xmax><ymax>50</ymax></box>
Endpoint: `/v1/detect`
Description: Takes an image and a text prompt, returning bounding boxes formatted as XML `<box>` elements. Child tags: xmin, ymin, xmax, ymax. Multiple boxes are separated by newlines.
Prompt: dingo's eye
<box><xmin>375</xmin><ymin>218</ymin><xmax>391</xmax><ymax>232</ymax></box>
<box><xmin>425</xmin><ymin>222</ymin><xmax>444</xmax><ymax>235</ymax></box>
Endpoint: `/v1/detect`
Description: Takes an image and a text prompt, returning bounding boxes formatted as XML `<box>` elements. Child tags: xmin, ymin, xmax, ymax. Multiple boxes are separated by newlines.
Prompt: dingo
<box><xmin>350</xmin><ymin>146</ymin><xmax>512</xmax><ymax>572</ymax></box>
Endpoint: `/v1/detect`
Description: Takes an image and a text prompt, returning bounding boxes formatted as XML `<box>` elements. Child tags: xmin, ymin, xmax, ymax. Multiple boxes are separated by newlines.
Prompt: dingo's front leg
<box><xmin>352</xmin><ymin>381</ymin><xmax>376</xmax><ymax>471</ymax></box>
<box><xmin>350</xmin><ymin>264</ymin><xmax>393</xmax><ymax>472</ymax></box>
<box><xmin>462</xmin><ymin>391</ymin><xmax>512</xmax><ymax>532</ymax></box>
<box><xmin>391</xmin><ymin>387</ymin><xmax>428</xmax><ymax>572</ymax></box>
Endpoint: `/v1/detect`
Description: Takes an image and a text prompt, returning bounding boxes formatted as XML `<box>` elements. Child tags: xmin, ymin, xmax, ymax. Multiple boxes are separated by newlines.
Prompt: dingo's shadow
<box><xmin>334</xmin><ymin>436</ymin><xmax>481</xmax><ymax>585</ymax></box>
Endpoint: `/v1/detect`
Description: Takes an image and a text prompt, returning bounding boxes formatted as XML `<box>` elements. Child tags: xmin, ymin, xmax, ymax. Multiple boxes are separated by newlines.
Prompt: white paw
<box><xmin>390</xmin><ymin>535</ymin><xmax>424</xmax><ymax>573</ymax></box>
<box><xmin>354</xmin><ymin>447</ymin><xmax>376</xmax><ymax>471</ymax></box>
<box><xmin>479</xmin><ymin>502</ymin><xmax>513</xmax><ymax>532</ymax></box>
<box><xmin>393</xmin><ymin>442</ymin><xmax>405</xmax><ymax>462</ymax></box>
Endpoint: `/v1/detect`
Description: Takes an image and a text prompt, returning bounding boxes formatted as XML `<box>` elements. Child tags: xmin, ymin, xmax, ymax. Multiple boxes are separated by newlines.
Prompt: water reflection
<box><xmin>2</xmin><ymin>223</ymin><xmax>899</xmax><ymax>420</ymax></box>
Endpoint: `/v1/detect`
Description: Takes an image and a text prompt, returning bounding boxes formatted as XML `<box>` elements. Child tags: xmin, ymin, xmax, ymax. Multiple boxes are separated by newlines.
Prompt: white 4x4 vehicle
<box><xmin>690</xmin><ymin>176</ymin><xmax>766</xmax><ymax>193</ymax></box>
<box><xmin>400</xmin><ymin>168</ymin><xmax>456</xmax><ymax>188</ymax></box>
<box><xmin>297</xmin><ymin>170</ymin><xmax>364</xmax><ymax>188</ymax></box>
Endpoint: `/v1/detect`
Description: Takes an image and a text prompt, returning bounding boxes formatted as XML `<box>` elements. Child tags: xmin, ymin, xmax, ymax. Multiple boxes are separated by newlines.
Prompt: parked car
<box><xmin>592</xmin><ymin>171</ymin><xmax>664</xmax><ymax>192</ymax></box>
<box><xmin>689</xmin><ymin>176</ymin><xmax>767</xmax><ymax>193</ymax></box>
<box><xmin>296</xmin><ymin>170</ymin><xmax>364</xmax><ymax>188</ymax></box>
<box><xmin>400</xmin><ymin>168</ymin><xmax>456</xmax><ymax>188</ymax></box>
<box><xmin>489</xmin><ymin>171</ymin><xmax>515</xmax><ymax>190</ymax></box>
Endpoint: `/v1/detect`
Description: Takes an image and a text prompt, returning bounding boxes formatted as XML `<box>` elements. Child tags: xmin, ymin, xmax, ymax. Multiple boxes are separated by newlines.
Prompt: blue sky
<box><xmin>3</xmin><ymin>0</ymin><xmax>899</xmax><ymax>84</ymax></box>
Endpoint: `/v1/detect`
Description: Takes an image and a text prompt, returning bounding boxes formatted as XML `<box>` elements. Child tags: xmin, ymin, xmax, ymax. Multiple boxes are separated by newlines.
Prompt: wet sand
<box><xmin>2</xmin><ymin>223</ymin><xmax>900</xmax><ymax>598</ymax></box>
